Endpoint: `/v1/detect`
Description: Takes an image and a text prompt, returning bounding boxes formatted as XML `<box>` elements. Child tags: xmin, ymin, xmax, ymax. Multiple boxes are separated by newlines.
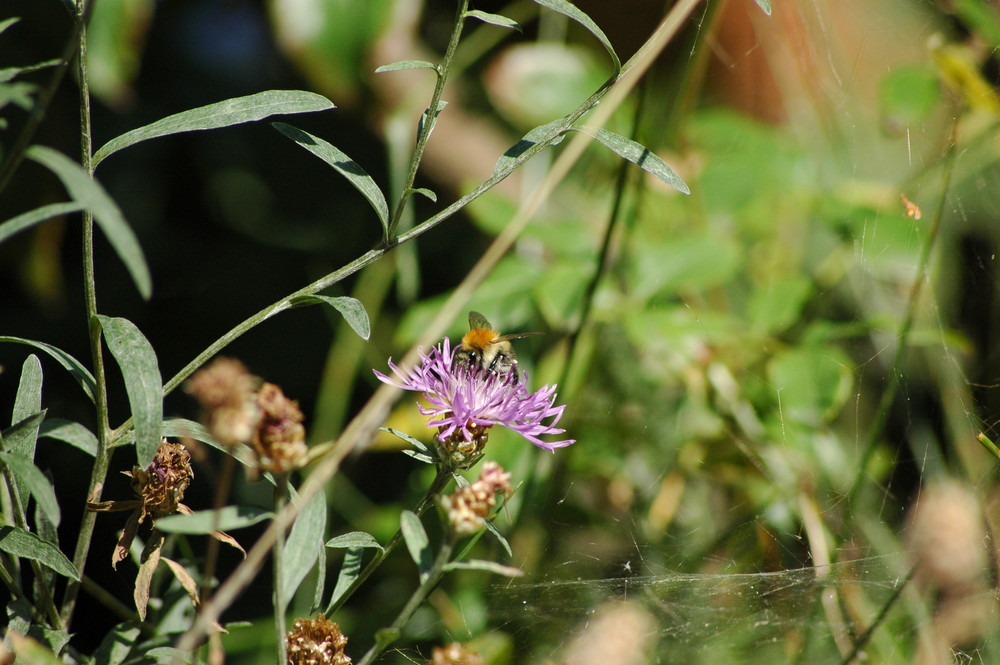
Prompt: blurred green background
<box><xmin>3</xmin><ymin>0</ymin><xmax>1000</xmax><ymax>663</ymax></box>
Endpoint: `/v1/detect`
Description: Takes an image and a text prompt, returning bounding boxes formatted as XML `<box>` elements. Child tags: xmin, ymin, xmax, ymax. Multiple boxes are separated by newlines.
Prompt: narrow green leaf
<box><xmin>328</xmin><ymin>548</ymin><xmax>364</xmax><ymax>611</ymax></box>
<box><xmin>0</xmin><ymin>451</ymin><xmax>60</xmax><ymax>526</ymax></box>
<box><xmin>443</xmin><ymin>559</ymin><xmax>524</xmax><ymax>577</ymax></box>
<box><xmin>0</xmin><ymin>202</ymin><xmax>85</xmax><ymax>246</ymax></box>
<box><xmin>93</xmin><ymin>90</ymin><xmax>335</xmax><ymax>167</ymax></box>
<box><xmin>400</xmin><ymin>510</ymin><xmax>431</xmax><ymax>576</ymax></box>
<box><xmin>417</xmin><ymin>101</ymin><xmax>448</xmax><ymax>144</ymax></box>
<box><xmin>409</xmin><ymin>187</ymin><xmax>437</xmax><ymax>202</ymax></box>
<box><xmin>96</xmin><ymin>316</ymin><xmax>162</xmax><ymax>467</ymax></box>
<box><xmin>754</xmin><ymin>0</ymin><xmax>772</xmax><ymax>15</ymax></box>
<box><xmin>492</xmin><ymin>118</ymin><xmax>566</xmax><ymax>178</ymax></box>
<box><xmin>281</xmin><ymin>489</ymin><xmax>327</xmax><ymax>609</ymax></box>
<box><xmin>572</xmin><ymin>127</ymin><xmax>690</xmax><ymax>194</ymax></box>
<box><xmin>155</xmin><ymin>506</ymin><xmax>273</xmax><ymax>534</ymax></box>
<box><xmin>326</xmin><ymin>531</ymin><xmax>383</xmax><ymax>551</ymax></box>
<box><xmin>464</xmin><ymin>10</ymin><xmax>522</xmax><ymax>31</ymax></box>
<box><xmin>381</xmin><ymin>427</ymin><xmax>428</xmax><ymax>452</ymax></box>
<box><xmin>375</xmin><ymin>60</ymin><xmax>438</xmax><ymax>74</ymax></box>
<box><xmin>0</xmin><ymin>336</ymin><xmax>96</xmax><ymax>402</ymax></box>
<box><xmin>26</xmin><ymin>146</ymin><xmax>152</xmax><ymax>299</ymax></box>
<box><xmin>530</xmin><ymin>0</ymin><xmax>620</xmax><ymax>73</ymax></box>
<box><xmin>289</xmin><ymin>295</ymin><xmax>371</xmax><ymax>340</ymax></box>
<box><xmin>402</xmin><ymin>449</ymin><xmax>434</xmax><ymax>464</ymax></box>
<box><xmin>0</xmin><ymin>58</ymin><xmax>63</xmax><ymax>83</ymax></box>
<box><xmin>38</xmin><ymin>418</ymin><xmax>98</xmax><ymax>456</ymax></box>
<box><xmin>10</xmin><ymin>354</ymin><xmax>43</xmax><ymax>464</ymax></box>
<box><xmin>92</xmin><ymin>622</ymin><xmax>142</xmax><ymax>665</ymax></box>
<box><xmin>0</xmin><ymin>525</ymin><xmax>79</xmax><ymax>580</ymax></box>
<box><xmin>272</xmin><ymin>122</ymin><xmax>389</xmax><ymax>239</ymax></box>
<box><xmin>2</xmin><ymin>411</ymin><xmax>46</xmax><ymax>506</ymax></box>
<box><xmin>483</xmin><ymin>518</ymin><xmax>513</xmax><ymax>557</ymax></box>
<box><xmin>0</xmin><ymin>17</ymin><xmax>20</xmax><ymax>36</ymax></box>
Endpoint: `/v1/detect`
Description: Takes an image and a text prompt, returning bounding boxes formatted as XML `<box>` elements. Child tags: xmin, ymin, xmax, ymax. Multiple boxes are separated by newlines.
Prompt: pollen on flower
<box><xmin>286</xmin><ymin>615</ymin><xmax>351</xmax><ymax>665</ymax></box>
<box><xmin>440</xmin><ymin>461</ymin><xmax>513</xmax><ymax>536</ymax></box>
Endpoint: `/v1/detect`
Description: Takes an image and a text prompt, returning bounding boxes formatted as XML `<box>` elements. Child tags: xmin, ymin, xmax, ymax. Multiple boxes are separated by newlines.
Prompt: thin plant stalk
<box><xmin>61</xmin><ymin>5</ymin><xmax>115</xmax><ymax>628</ymax></box>
<box><xmin>355</xmin><ymin>534</ymin><xmax>455</xmax><ymax>665</ymax></box>
<box><xmin>273</xmin><ymin>473</ymin><xmax>290</xmax><ymax>664</ymax></box>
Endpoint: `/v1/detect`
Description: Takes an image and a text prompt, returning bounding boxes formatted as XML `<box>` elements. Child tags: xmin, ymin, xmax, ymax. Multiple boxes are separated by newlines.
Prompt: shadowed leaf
<box><xmin>0</xmin><ymin>525</ymin><xmax>79</xmax><ymax>580</ymax></box>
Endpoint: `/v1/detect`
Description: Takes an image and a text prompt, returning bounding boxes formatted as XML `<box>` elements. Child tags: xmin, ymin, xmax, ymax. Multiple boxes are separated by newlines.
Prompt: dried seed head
<box><xmin>441</xmin><ymin>462</ymin><xmax>513</xmax><ymax>535</ymax></box>
<box><xmin>186</xmin><ymin>357</ymin><xmax>260</xmax><ymax>446</ymax></box>
<box><xmin>429</xmin><ymin>642</ymin><xmax>483</xmax><ymax>665</ymax></box>
<box><xmin>127</xmin><ymin>440</ymin><xmax>193</xmax><ymax>522</ymax></box>
<box><xmin>436</xmin><ymin>420</ymin><xmax>490</xmax><ymax>470</ymax></box>
<box><xmin>286</xmin><ymin>615</ymin><xmax>351</xmax><ymax>665</ymax></box>
<box><xmin>907</xmin><ymin>479</ymin><xmax>988</xmax><ymax>595</ymax></box>
<box><xmin>252</xmin><ymin>382</ymin><xmax>308</xmax><ymax>473</ymax></box>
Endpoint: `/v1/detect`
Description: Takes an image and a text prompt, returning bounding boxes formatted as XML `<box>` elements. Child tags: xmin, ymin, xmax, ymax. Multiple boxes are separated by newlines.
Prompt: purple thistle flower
<box><xmin>374</xmin><ymin>337</ymin><xmax>575</xmax><ymax>452</ymax></box>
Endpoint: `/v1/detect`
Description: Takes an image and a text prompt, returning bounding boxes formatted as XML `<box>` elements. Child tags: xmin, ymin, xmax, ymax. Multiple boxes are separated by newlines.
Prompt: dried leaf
<box><xmin>112</xmin><ymin>510</ymin><xmax>141</xmax><ymax>569</ymax></box>
<box><xmin>133</xmin><ymin>533</ymin><xmax>164</xmax><ymax>620</ymax></box>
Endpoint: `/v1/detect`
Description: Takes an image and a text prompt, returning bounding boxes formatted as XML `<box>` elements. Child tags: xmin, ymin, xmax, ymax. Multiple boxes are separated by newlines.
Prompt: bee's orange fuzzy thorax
<box><xmin>462</xmin><ymin>328</ymin><xmax>499</xmax><ymax>349</ymax></box>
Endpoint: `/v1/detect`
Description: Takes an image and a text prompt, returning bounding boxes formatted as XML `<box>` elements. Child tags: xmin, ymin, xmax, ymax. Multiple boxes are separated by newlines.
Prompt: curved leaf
<box><xmin>39</xmin><ymin>418</ymin><xmax>98</xmax><ymax>457</ymax></box>
<box><xmin>0</xmin><ymin>336</ymin><xmax>96</xmax><ymax>402</ymax></box>
<box><xmin>272</xmin><ymin>122</ymin><xmax>389</xmax><ymax>239</ymax></box>
<box><xmin>0</xmin><ymin>202</ymin><xmax>84</xmax><ymax>246</ymax></box>
<box><xmin>93</xmin><ymin>90</ymin><xmax>335</xmax><ymax>167</ymax></box>
<box><xmin>0</xmin><ymin>525</ymin><xmax>79</xmax><ymax>580</ymax></box>
<box><xmin>96</xmin><ymin>315</ymin><xmax>162</xmax><ymax>467</ymax></box>
<box><xmin>464</xmin><ymin>10</ymin><xmax>521</xmax><ymax>31</ymax></box>
<box><xmin>572</xmin><ymin>127</ymin><xmax>689</xmax><ymax>194</ymax></box>
<box><xmin>530</xmin><ymin>0</ymin><xmax>620</xmax><ymax>73</ymax></box>
<box><xmin>754</xmin><ymin>0</ymin><xmax>772</xmax><ymax>15</ymax></box>
<box><xmin>326</xmin><ymin>531</ymin><xmax>384</xmax><ymax>551</ymax></box>
<box><xmin>155</xmin><ymin>505</ymin><xmax>273</xmax><ymax>534</ymax></box>
<box><xmin>281</xmin><ymin>489</ymin><xmax>327</xmax><ymax>609</ymax></box>
<box><xmin>375</xmin><ymin>60</ymin><xmax>438</xmax><ymax>74</ymax></box>
<box><xmin>0</xmin><ymin>451</ymin><xmax>60</xmax><ymax>526</ymax></box>
<box><xmin>11</xmin><ymin>354</ymin><xmax>43</xmax><ymax>459</ymax></box>
<box><xmin>26</xmin><ymin>146</ymin><xmax>152</xmax><ymax>299</ymax></box>
<box><xmin>400</xmin><ymin>510</ymin><xmax>431</xmax><ymax>577</ymax></box>
<box><xmin>493</xmin><ymin>118</ymin><xmax>566</xmax><ymax>178</ymax></box>
<box><xmin>289</xmin><ymin>294</ymin><xmax>370</xmax><ymax>340</ymax></box>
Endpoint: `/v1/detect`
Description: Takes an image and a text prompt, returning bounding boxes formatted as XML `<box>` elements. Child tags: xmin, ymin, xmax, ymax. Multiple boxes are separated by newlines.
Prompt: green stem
<box><xmin>61</xmin><ymin>4</ymin><xmax>115</xmax><ymax>629</ymax></box>
<box><xmin>385</xmin><ymin>0</ymin><xmax>469</xmax><ymax>241</ymax></box>
<box><xmin>355</xmin><ymin>533</ymin><xmax>455</xmax><ymax>665</ymax></box>
<box><xmin>838</xmin><ymin>567</ymin><xmax>915</xmax><ymax>665</ymax></box>
<box><xmin>273</xmin><ymin>473</ymin><xmax>290</xmax><ymax>664</ymax></box>
<box><xmin>325</xmin><ymin>467</ymin><xmax>451</xmax><ymax>616</ymax></box>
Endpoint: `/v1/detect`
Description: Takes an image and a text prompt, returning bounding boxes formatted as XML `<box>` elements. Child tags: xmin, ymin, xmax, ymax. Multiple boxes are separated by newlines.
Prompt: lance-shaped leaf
<box><xmin>39</xmin><ymin>418</ymin><xmax>98</xmax><ymax>457</ymax></box>
<box><xmin>326</xmin><ymin>531</ymin><xmax>384</xmax><ymax>552</ymax></box>
<box><xmin>400</xmin><ymin>510</ymin><xmax>432</xmax><ymax>579</ymax></box>
<box><xmin>96</xmin><ymin>316</ymin><xmax>162</xmax><ymax>467</ymax></box>
<box><xmin>0</xmin><ymin>202</ymin><xmax>84</xmax><ymax>246</ymax></box>
<box><xmin>27</xmin><ymin>146</ymin><xmax>152</xmax><ymax>299</ymax></box>
<box><xmin>0</xmin><ymin>336</ymin><xmax>96</xmax><ymax>402</ymax></box>
<box><xmin>492</xmin><ymin>118</ymin><xmax>566</xmax><ymax>178</ymax></box>
<box><xmin>417</xmin><ymin>100</ymin><xmax>448</xmax><ymax>144</ymax></box>
<box><xmin>572</xmin><ymin>127</ymin><xmax>690</xmax><ymax>194</ymax></box>
<box><xmin>280</xmin><ymin>489</ymin><xmax>327</xmax><ymax>610</ymax></box>
<box><xmin>531</xmin><ymin>0</ymin><xmax>620</xmax><ymax>73</ymax></box>
<box><xmin>272</xmin><ymin>122</ymin><xmax>390</xmax><ymax>239</ymax></box>
<box><xmin>93</xmin><ymin>90</ymin><xmax>335</xmax><ymax>167</ymax></box>
<box><xmin>155</xmin><ymin>505</ymin><xmax>272</xmax><ymax>534</ymax></box>
<box><xmin>375</xmin><ymin>60</ymin><xmax>438</xmax><ymax>74</ymax></box>
<box><xmin>290</xmin><ymin>294</ymin><xmax>370</xmax><ymax>340</ymax></box>
<box><xmin>464</xmin><ymin>10</ymin><xmax>521</xmax><ymax>31</ymax></box>
<box><xmin>0</xmin><ymin>525</ymin><xmax>79</xmax><ymax>580</ymax></box>
<box><xmin>443</xmin><ymin>559</ymin><xmax>524</xmax><ymax>577</ymax></box>
<box><xmin>0</xmin><ymin>450</ymin><xmax>60</xmax><ymax>526</ymax></box>
<box><xmin>754</xmin><ymin>0</ymin><xmax>772</xmax><ymax>15</ymax></box>
<box><xmin>8</xmin><ymin>355</ymin><xmax>44</xmax><ymax>496</ymax></box>
<box><xmin>328</xmin><ymin>548</ymin><xmax>364</xmax><ymax>611</ymax></box>
<box><xmin>91</xmin><ymin>622</ymin><xmax>142</xmax><ymax>665</ymax></box>
<box><xmin>2</xmin><ymin>411</ymin><xmax>46</xmax><ymax>509</ymax></box>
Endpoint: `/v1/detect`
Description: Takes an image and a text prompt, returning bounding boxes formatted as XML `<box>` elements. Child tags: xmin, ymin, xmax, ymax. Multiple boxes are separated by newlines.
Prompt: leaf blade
<box><xmin>326</xmin><ymin>531</ymin><xmax>383</xmax><ymax>551</ymax></box>
<box><xmin>573</xmin><ymin>127</ymin><xmax>690</xmax><ymax>194</ymax></box>
<box><xmin>155</xmin><ymin>505</ymin><xmax>273</xmax><ymax>534</ymax></box>
<box><xmin>375</xmin><ymin>60</ymin><xmax>438</xmax><ymax>74</ymax></box>
<box><xmin>0</xmin><ymin>336</ymin><xmax>96</xmax><ymax>402</ymax></box>
<box><xmin>530</xmin><ymin>0</ymin><xmax>620</xmax><ymax>73</ymax></box>
<box><xmin>464</xmin><ymin>10</ymin><xmax>522</xmax><ymax>31</ymax></box>
<box><xmin>289</xmin><ymin>295</ymin><xmax>371</xmax><ymax>340</ymax></box>
<box><xmin>280</xmin><ymin>489</ymin><xmax>327</xmax><ymax>610</ymax></box>
<box><xmin>93</xmin><ymin>90</ymin><xmax>335</xmax><ymax>166</ymax></box>
<box><xmin>0</xmin><ymin>202</ymin><xmax>85</xmax><ymax>246</ymax></box>
<box><xmin>0</xmin><ymin>449</ymin><xmax>61</xmax><ymax>526</ymax></box>
<box><xmin>0</xmin><ymin>525</ymin><xmax>79</xmax><ymax>580</ymax></box>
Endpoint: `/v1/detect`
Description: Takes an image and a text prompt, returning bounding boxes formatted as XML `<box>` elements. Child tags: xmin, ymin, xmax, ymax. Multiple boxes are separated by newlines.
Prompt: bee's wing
<box><xmin>468</xmin><ymin>311</ymin><xmax>493</xmax><ymax>330</ymax></box>
<box><xmin>496</xmin><ymin>332</ymin><xmax>544</xmax><ymax>342</ymax></box>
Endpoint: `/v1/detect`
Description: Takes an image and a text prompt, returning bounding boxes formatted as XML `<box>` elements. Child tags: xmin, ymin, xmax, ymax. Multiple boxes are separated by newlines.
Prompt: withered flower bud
<box><xmin>429</xmin><ymin>642</ymin><xmax>483</xmax><ymax>665</ymax></box>
<box><xmin>286</xmin><ymin>615</ymin><xmax>351</xmax><ymax>665</ymax></box>
<box><xmin>126</xmin><ymin>440</ymin><xmax>193</xmax><ymax>522</ymax></box>
<box><xmin>186</xmin><ymin>357</ymin><xmax>260</xmax><ymax>446</ymax></box>
<box><xmin>440</xmin><ymin>462</ymin><xmax>513</xmax><ymax>535</ymax></box>
<box><xmin>436</xmin><ymin>421</ymin><xmax>490</xmax><ymax>470</ymax></box>
<box><xmin>252</xmin><ymin>382</ymin><xmax>307</xmax><ymax>474</ymax></box>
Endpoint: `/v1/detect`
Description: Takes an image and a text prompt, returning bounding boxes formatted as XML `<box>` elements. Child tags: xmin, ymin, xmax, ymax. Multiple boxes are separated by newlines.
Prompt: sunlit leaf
<box><xmin>272</xmin><ymin>122</ymin><xmax>389</xmax><ymax>239</ymax></box>
<box><xmin>289</xmin><ymin>294</ymin><xmax>371</xmax><ymax>340</ymax></box>
<box><xmin>375</xmin><ymin>60</ymin><xmax>438</xmax><ymax>74</ymax></box>
<box><xmin>38</xmin><ymin>418</ymin><xmax>98</xmax><ymax>457</ymax></box>
<box><xmin>0</xmin><ymin>58</ymin><xmax>62</xmax><ymax>83</ymax></box>
<box><xmin>572</xmin><ymin>127</ymin><xmax>689</xmax><ymax>194</ymax></box>
<box><xmin>754</xmin><ymin>0</ymin><xmax>772</xmax><ymax>15</ymax></box>
<box><xmin>2</xmin><ymin>411</ymin><xmax>46</xmax><ymax>511</ymax></box>
<box><xmin>97</xmin><ymin>315</ymin><xmax>162</xmax><ymax>467</ymax></box>
<box><xmin>492</xmin><ymin>118</ymin><xmax>566</xmax><ymax>178</ymax></box>
<box><xmin>464</xmin><ymin>10</ymin><xmax>521</xmax><ymax>31</ymax></box>
<box><xmin>409</xmin><ymin>187</ymin><xmax>437</xmax><ymax>202</ymax></box>
<box><xmin>326</xmin><ymin>531</ymin><xmax>384</xmax><ymax>551</ymax></box>
<box><xmin>0</xmin><ymin>336</ymin><xmax>96</xmax><ymax>402</ymax></box>
<box><xmin>134</xmin><ymin>534</ymin><xmax>162</xmax><ymax>620</ymax></box>
<box><xmin>400</xmin><ymin>510</ymin><xmax>431</xmax><ymax>577</ymax></box>
<box><xmin>530</xmin><ymin>0</ymin><xmax>620</xmax><ymax>73</ymax></box>
<box><xmin>26</xmin><ymin>146</ymin><xmax>152</xmax><ymax>299</ymax></box>
<box><xmin>381</xmin><ymin>427</ymin><xmax>429</xmax><ymax>453</ymax></box>
<box><xmin>93</xmin><ymin>90</ymin><xmax>335</xmax><ymax>166</ymax></box>
<box><xmin>155</xmin><ymin>506</ymin><xmax>273</xmax><ymax>533</ymax></box>
<box><xmin>0</xmin><ymin>202</ymin><xmax>85</xmax><ymax>246</ymax></box>
<box><xmin>0</xmin><ymin>525</ymin><xmax>79</xmax><ymax>580</ymax></box>
<box><xmin>281</xmin><ymin>489</ymin><xmax>327</xmax><ymax>609</ymax></box>
<box><xmin>443</xmin><ymin>559</ymin><xmax>524</xmax><ymax>577</ymax></box>
<box><xmin>328</xmin><ymin>548</ymin><xmax>364</xmax><ymax>610</ymax></box>
<box><xmin>0</xmin><ymin>450</ymin><xmax>60</xmax><ymax>526</ymax></box>
<box><xmin>0</xmin><ymin>17</ymin><xmax>20</xmax><ymax>35</ymax></box>
<box><xmin>11</xmin><ymin>354</ymin><xmax>43</xmax><ymax>457</ymax></box>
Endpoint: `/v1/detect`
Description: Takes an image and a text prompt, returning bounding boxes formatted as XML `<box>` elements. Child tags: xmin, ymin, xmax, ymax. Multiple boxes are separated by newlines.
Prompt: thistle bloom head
<box><xmin>374</xmin><ymin>338</ymin><xmax>575</xmax><ymax>454</ymax></box>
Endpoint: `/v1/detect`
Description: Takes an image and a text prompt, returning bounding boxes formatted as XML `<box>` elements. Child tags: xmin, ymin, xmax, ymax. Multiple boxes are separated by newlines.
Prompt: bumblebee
<box><xmin>453</xmin><ymin>311</ymin><xmax>541</xmax><ymax>377</ymax></box>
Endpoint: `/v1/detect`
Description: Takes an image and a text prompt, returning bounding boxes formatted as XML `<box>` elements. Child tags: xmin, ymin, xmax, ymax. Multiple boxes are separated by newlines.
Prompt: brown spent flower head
<box><xmin>437</xmin><ymin>420</ymin><xmax>490</xmax><ymax>470</ymax></box>
<box><xmin>440</xmin><ymin>461</ymin><xmax>513</xmax><ymax>536</ymax></box>
<box><xmin>186</xmin><ymin>357</ymin><xmax>261</xmax><ymax>446</ymax></box>
<box><xmin>286</xmin><ymin>615</ymin><xmax>351</xmax><ymax>665</ymax></box>
<box><xmin>252</xmin><ymin>382</ymin><xmax>308</xmax><ymax>473</ymax></box>
<box><xmin>126</xmin><ymin>440</ymin><xmax>193</xmax><ymax>522</ymax></box>
<box><xmin>907</xmin><ymin>479</ymin><xmax>988</xmax><ymax>595</ymax></box>
<box><xmin>429</xmin><ymin>642</ymin><xmax>483</xmax><ymax>665</ymax></box>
